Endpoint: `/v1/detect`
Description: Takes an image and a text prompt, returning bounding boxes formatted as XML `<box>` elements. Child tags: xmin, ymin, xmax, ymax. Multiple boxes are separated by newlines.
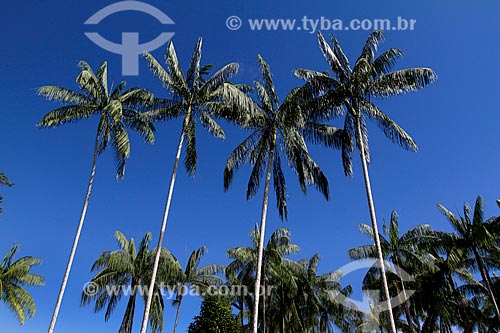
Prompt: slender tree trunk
<box><xmin>239</xmin><ymin>296</ymin><xmax>244</xmax><ymax>327</ymax></box>
<box><xmin>355</xmin><ymin>118</ymin><xmax>397</xmax><ymax>333</ymax></box>
<box><xmin>172</xmin><ymin>294</ymin><xmax>183</xmax><ymax>333</ymax></box>
<box><xmin>262</xmin><ymin>268</ymin><xmax>266</xmax><ymax>333</ymax></box>
<box><xmin>48</xmin><ymin>129</ymin><xmax>100</xmax><ymax>333</ymax></box>
<box><xmin>473</xmin><ymin>247</ymin><xmax>500</xmax><ymax>319</ymax></box>
<box><xmin>252</xmin><ymin>130</ymin><xmax>276</xmax><ymax>333</ymax></box>
<box><xmin>140</xmin><ymin>111</ymin><xmax>191</xmax><ymax>333</ymax></box>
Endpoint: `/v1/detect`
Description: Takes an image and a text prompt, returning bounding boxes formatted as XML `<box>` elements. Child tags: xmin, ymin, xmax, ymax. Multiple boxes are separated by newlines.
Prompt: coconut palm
<box><xmin>224</xmin><ymin>55</ymin><xmax>330</xmax><ymax>333</ymax></box>
<box><xmin>0</xmin><ymin>172</ymin><xmax>13</xmax><ymax>214</ymax></box>
<box><xmin>438</xmin><ymin>196</ymin><xmax>500</xmax><ymax>320</ymax></box>
<box><xmin>226</xmin><ymin>226</ymin><xmax>300</xmax><ymax>331</ymax></box>
<box><xmin>349</xmin><ymin>211</ymin><xmax>437</xmax><ymax>332</ymax></box>
<box><xmin>172</xmin><ymin>246</ymin><xmax>224</xmax><ymax>333</ymax></box>
<box><xmin>81</xmin><ymin>231</ymin><xmax>180</xmax><ymax>333</ymax></box>
<box><xmin>277</xmin><ymin>254</ymin><xmax>360</xmax><ymax>333</ymax></box>
<box><xmin>295</xmin><ymin>31</ymin><xmax>437</xmax><ymax>333</ymax></box>
<box><xmin>140</xmin><ymin>37</ymin><xmax>254</xmax><ymax>333</ymax></box>
<box><xmin>410</xmin><ymin>243</ymin><xmax>478</xmax><ymax>333</ymax></box>
<box><xmin>0</xmin><ymin>244</ymin><xmax>44</xmax><ymax>324</ymax></box>
<box><xmin>38</xmin><ymin>61</ymin><xmax>155</xmax><ymax>333</ymax></box>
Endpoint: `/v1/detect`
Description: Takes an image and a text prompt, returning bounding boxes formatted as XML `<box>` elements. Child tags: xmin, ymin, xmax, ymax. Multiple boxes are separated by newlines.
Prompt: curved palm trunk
<box><xmin>472</xmin><ymin>247</ymin><xmax>500</xmax><ymax>320</ymax></box>
<box><xmin>140</xmin><ymin>111</ymin><xmax>190</xmax><ymax>333</ymax></box>
<box><xmin>48</xmin><ymin>130</ymin><xmax>100</xmax><ymax>333</ymax></box>
<box><xmin>252</xmin><ymin>130</ymin><xmax>276</xmax><ymax>333</ymax></box>
<box><xmin>355</xmin><ymin>118</ymin><xmax>397</xmax><ymax>333</ymax></box>
<box><xmin>172</xmin><ymin>294</ymin><xmax>184</xmax><ymax>333</ymax></box>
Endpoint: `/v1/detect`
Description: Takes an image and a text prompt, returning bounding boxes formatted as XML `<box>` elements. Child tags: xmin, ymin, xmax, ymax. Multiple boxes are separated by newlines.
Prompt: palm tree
<box><xmin>295</xmin><ymin>31</ymin><xmax>437</xmax><ymax>333</ymax></box>
<box><xmin>438</xmin><ymin>196</ymin><xmax>500</xmax><ymax>320</ymax></box>
<box><xmin>409</xmin><ymin>242</ymin><xmax>478</xmax><ymax>333</ymax></box>
<box><xmin>81</xmin><ymin>231</ymin><xmax>181</xmax><ymax>333</ymax></box>
<box><xmin>0</xmin><ymin>172</ymin><xmax>13</xmax><ymax>214</ymax></box>
<box><xmin>38</xmin><ymin>61</ymin><xmax>155</xmax><ymax>333</ymax></box>
<box><xmin>224</xmin><ymin>55</ymin><xmax>330</xmax><ymax>333</ymax></box>
<box><xmin>172</xmin><ymin>246</ymin><xmax>224</xmax><ymax>333</ymax></box>
<box><xmin>280</xmin><ymin>254</ymin><xmax>360</xmax><ymax>333</ymax></box>
<box><xmin>226</xmin><ymin>227</ymin><xmax>300</xmax><ymax>332</ymax></box>
<box><xmin>0</xmin><ymin>244</ymin><xmax>44</xmax><ymax>324</ymax></box>
<box><xmin>349</xmin><ymin>211</ymin><xmax>437</xmax><ymax>332</ymax></box>
<box><xmin>140</xmin><ymin>37</ymin><xmax>253</xmax><ymax>333</ymax></box>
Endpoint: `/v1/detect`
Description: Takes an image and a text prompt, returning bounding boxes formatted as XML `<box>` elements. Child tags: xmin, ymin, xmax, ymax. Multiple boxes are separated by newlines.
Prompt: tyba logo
<box><xmin>84</xmin><ymin>1</ymin><xmax>175</xmax><ymax>76</ymax></box>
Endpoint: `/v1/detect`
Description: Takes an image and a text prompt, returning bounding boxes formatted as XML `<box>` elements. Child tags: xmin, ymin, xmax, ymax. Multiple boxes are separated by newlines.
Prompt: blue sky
<box><xmin>1</xmin><ymin>1</ymin><xmax>500</xmax><ymax>332</ymax></box>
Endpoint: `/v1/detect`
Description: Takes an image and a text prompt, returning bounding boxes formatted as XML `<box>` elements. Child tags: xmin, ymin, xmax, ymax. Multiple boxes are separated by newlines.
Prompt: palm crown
<box><xmin>144</xmin><ymin>38</ymin><xmax>253</xmax><ymax>175</ymax></box>
<box><xmin>0</xmin><ymin>244</ymin><xmax>44</xmax><ymax>324</ymax></box>
<box><xmin>37</xmin><ymin>60</ymin><xmax>155</xmax><ymax>178</ymax></box>
<box><xmin>224</xmin><ymin>55</ymin><xmax>329</xmax><ymax>220</ymax></box>
<box><xmin>81</xmin><ymin>231</ymin><xmax>181</xmax><ymax>333</ymax></box>
<box><xmin>295</xmin><ymin>30</ymin><xmax>437</xmax><ymax>174</ymax></box>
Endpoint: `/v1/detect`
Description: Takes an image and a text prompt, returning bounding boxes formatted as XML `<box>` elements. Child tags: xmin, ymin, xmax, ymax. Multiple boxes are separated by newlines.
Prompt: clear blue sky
<box><xmin>1</xmin><ymin>1</ymin><xmax>500</xmax><ymax>332</ymax></box>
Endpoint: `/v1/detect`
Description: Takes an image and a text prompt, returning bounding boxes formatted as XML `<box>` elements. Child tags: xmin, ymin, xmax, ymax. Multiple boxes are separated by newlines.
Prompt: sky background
<box><xmin>1</xmin><ymin>0</ymin><xmax>500</xmax><ymax>332</ymax></box>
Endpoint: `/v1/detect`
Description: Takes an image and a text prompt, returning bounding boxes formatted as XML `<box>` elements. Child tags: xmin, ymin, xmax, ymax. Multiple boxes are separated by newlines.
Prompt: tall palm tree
<box><xmin>140</xmin><ymin>37</ymin><xmax>254</xmax><ymax>333</ymax></box>
<box><xmin>172</xmin><ymin>246</ymin><xmax>224</xmax><ymax>333</ymax></box>
<box><xmin>81</xmin><ymin>231</ymin><xmax>181</xmax><ymax>333</ymax></box>
<box><xmin>295</xmin><ymin>31</ymin><xmax>437</xmax><ymax>333</ymax></box>
<box><xmin>224</xmin><ymin>55</ymin><xmax>330</xmax><ymax>333</ymax></box>
<box><xmin>349</xmin><ymin>211</ymin><xmax>437</xmax><ymax>332</ymax></box>
<box><xmin>438</xmin><ymin>196</ymin><xmax>500</xmax><ymax>320</ymax></box>
<box><xmin>0</xmin><ymin>244</ymin><xmax>44</xmax><ymax>324</ymax></box>
<box><xmin>0</xmin><ymin>172</ymin><xmax>13</xmax><ymax>214</ymax></box>
<box><xmin>38</xmin><ymin>60</ymin><xmax>155</xmax><ymax>333</ymax></box>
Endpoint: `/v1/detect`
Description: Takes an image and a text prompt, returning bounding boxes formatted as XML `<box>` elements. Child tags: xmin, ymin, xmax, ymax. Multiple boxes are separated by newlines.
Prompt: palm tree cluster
<box><xmin>350</xmin><ymin>196</ymin><xmax>500</xmax><ymax>333</ymax></box>
<box><xmin>81</xmin><ymin>199</ymin><xmax>500</xmax><ymax>333</ymax></box>
<box><xmin>33</xmin><ymin>30</ymin><xmax>439</xmax><ymax>333</ymax></box>
<box><xmin>225</xmin><ymin>226</ymin><xmax>360</xmax><ymax>333</ymax></box>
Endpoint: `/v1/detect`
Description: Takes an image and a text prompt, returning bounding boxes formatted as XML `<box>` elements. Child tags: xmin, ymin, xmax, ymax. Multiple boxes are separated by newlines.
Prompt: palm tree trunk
<box><xmin>140</xmin><ymin>111</ymin><xmax>190</xmax><ymax>333</ymax></box>
<box><xmin>173</xmin><ymin>294</ymin><xmax>183</xmax><ymax>333</ymax></box>
<box><xmin>252</xmin><ymin>130</ymin><xmax>276</xmax><ymax>333</ymax></box>
<box><xmin>262</xmin><ymin>269</ymin><xmax>266</xmax><ymax>333</ymax></box>
<box><xmin>472</xmin><ymin>247</ymin><xmax>500</xmax><ymax>319</ymax></box>
<box><xmin>355</xmin><ymin>118</ymin><xmax>397</xmax><ymax>333</ymax></box>
<box><xmin>48</xmin><ymin>129</ymin><xmax>100</xmax><ymax>333</ymax></box>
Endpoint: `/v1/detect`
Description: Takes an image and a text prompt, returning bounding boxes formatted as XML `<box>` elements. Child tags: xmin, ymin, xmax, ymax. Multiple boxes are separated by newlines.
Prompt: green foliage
<box><xmin>172</xmin><ymin>247</ymin><xmax>225</xmax><ymax>333</ymax></box>
<box><xmin>0</xmin><ymin>244</ymin><xmax>44</xmax><ymax>324</ymax></box>
<box><xmin>188</xmin><ymin>296</ymin><xmax>242</xmax><ymax>333</ymax></box>
<box><xmin>226</xmin><ymin>227</ymin><xmax>359</xmax><ymax>333</ymax></box>
<box><xmin>81</xmin><ymin>231</ymin><xmax>181</xmax><ymax>333</ymax></box>
<box><xmin>37</xmin><ymin>61</ymin><xmax>155</xmax><ymax>178</ymax></box>
<box><xmin>223</xmin><ymin>55</ymin><xmax>330</xmax><ymax>220</ymax></box>
<box><xmin>143</xmin><ymin>37</ymin><xmax>253</xmax><ymax>176</ymax></box>
<box><xmin>295</xmin><ymin>30</ymin><xmax>437</xmax><ymax>174</ymax></box>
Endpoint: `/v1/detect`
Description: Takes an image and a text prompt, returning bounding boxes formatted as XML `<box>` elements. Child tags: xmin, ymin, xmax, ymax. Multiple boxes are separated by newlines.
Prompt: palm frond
<box><xmin>371</xmin><ymin>68</ymin><xmax>437</xmax><ymax>97</ymax></box>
